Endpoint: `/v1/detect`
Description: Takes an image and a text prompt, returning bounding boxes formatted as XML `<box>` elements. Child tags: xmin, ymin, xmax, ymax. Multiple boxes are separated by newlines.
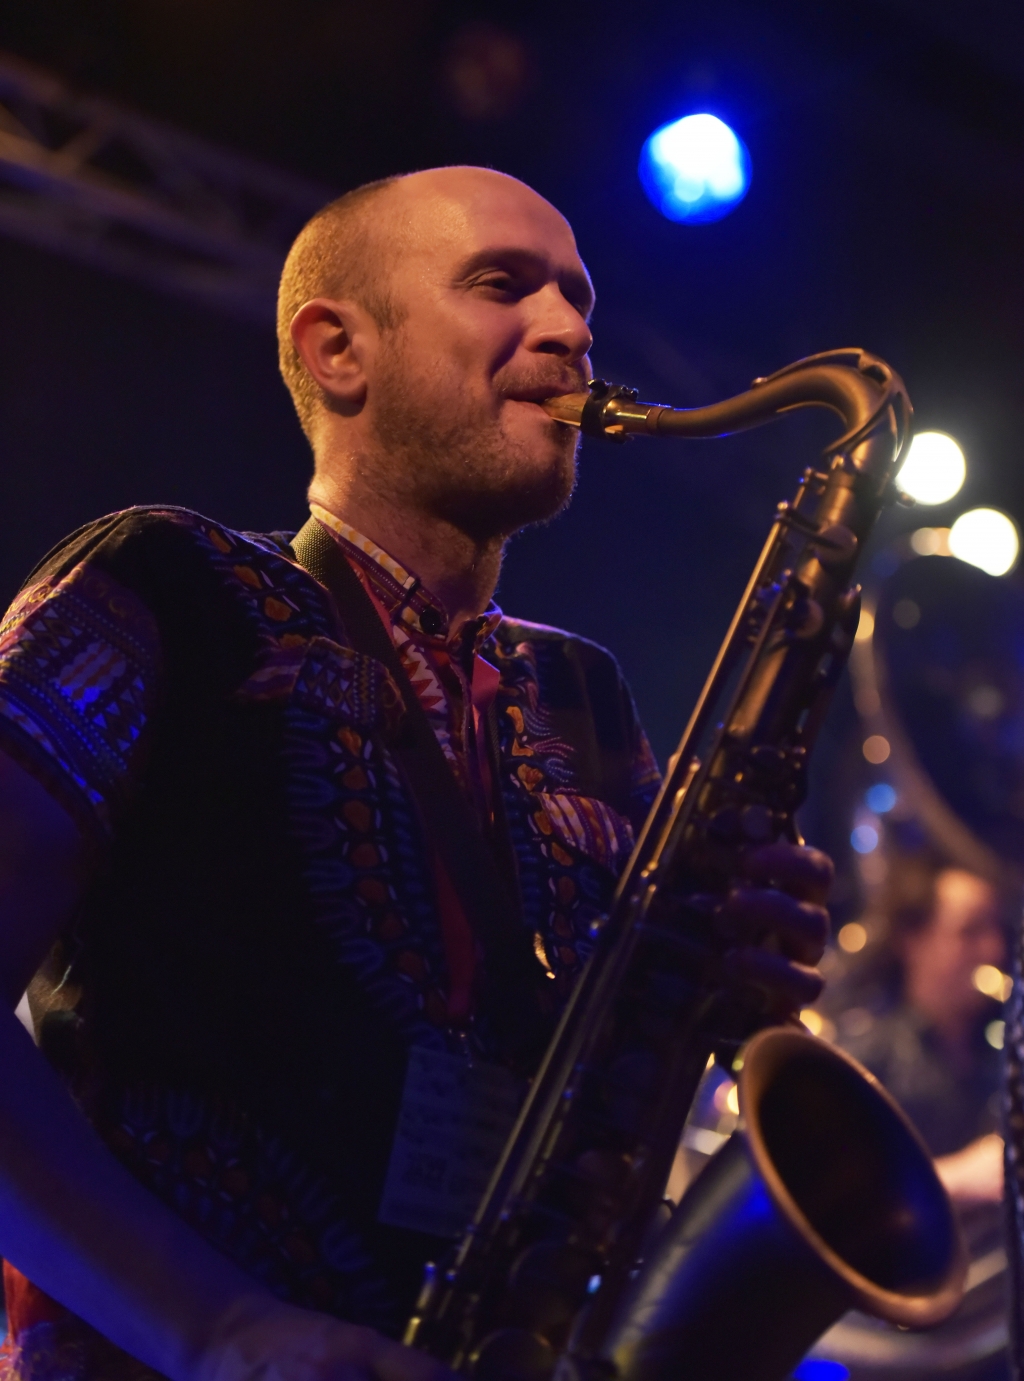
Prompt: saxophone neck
<box><xmin>542</xmin><ymin>349</ymin><xmax>911</xmax><ymax>481</ymax></box>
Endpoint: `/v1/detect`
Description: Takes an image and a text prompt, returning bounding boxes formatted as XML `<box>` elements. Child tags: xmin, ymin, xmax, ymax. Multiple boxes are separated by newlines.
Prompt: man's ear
<box><xmin>290</xmin><ymin>298</ymin><xmax>373</xmax><ymax>411</ymax></box>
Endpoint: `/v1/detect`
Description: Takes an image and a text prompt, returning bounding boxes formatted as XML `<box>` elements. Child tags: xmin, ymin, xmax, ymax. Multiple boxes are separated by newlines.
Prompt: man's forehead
<box><xmin>390</xmin><ymin>168</ymin><xmax>584</xmax><ymax>271</ymax></box>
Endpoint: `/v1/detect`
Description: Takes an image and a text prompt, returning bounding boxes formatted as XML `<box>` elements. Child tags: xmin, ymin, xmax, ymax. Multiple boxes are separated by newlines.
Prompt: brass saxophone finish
<box><xmin>406</xmin><ymin>351</ymin><xmax>966</xmax><ymax>1381</ymax></box>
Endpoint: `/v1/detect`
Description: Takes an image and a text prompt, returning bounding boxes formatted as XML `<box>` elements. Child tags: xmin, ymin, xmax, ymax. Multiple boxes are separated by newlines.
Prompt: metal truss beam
<box><xmin>0</xmin><ymin>51</ymin><xmax>332</xmax><ymax>322</ymax></box>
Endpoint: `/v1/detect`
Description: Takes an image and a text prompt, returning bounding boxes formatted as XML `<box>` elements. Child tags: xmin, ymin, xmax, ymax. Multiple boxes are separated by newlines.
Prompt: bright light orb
<box><xmin>895</xmin><ymin>432</ymin><xmax>966</xmax><ymax>505</ymax></box>
<box><xmin>639</xmin><ymin>114</ymin><xmax>751</xmax><ymax>223</ymax></box>
<box><xmin>865</xmin><ymin>783</ymin><xmax>897</xmax><ymax>814</ymax></box>
<box><xmin>837</xmin><ymin>922</ymin><xmax>867</xmax><ymax>953</ymax></box>
<box><xmin>793</xmin><ymin>1362</ymin><xmax>850</xmax><ymax>1381</ymax></box>
<box><xmin>850</xmin><ymin>824</ymin><xmax>879</xmax><ymax>855</ymax></box>
<box><xmin>949</xmin><ymin>507</ymin><xmax>1020</xmax><ymax>577</ymax></box>
<box><xmin>973</xmin><ymin>964</ymin><xmax>1012</xmax><ymax>1002</ymax></box>
<box><xmin>862</xmin><ymin>735</ymin><xmax>891</xmax><ymax>765</ymax></box>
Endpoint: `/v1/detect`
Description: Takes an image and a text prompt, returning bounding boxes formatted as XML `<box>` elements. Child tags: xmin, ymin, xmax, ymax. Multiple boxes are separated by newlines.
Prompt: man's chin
<box><xmin>432</xmin><ymin>453</ymin><xmax>577</xmax><ymax>541</ymax></box>
<box><xmin>499</xmin><ymin>435</ymin><xmax>578</xmax><ymax>531</ymax></box>
<box><xmin>506</xmin><ymin>468</ymin><xmax>577</xmax><ymax>533</ymax></box>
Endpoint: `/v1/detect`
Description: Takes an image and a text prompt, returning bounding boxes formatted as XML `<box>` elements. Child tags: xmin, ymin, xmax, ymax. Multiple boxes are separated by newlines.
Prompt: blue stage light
<box><xmin>865</xmin><ymin>783</ymin><xmax>897</xmax><ymax>814</ymax></box>
<box><xmin>792</xmin><ymin>1363</ymin><xmax>850</xmax><ymax>1381</ymax></box>
<box><xmin>850</xmin><ymin>824</ymin><xmax>879</xmax><ymax>855</ymax></box>
<box><xmin>639</xmin><ymin>114</ymin><xmax>751</xmax><ymax>223</ymax></box>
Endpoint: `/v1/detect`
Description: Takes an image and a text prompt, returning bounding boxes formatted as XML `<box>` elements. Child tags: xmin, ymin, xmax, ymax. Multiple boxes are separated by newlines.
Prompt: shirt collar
<box><xmin>309</xmin><ymin>503</ymin><xmax>503</xmax><ymax>652</ymax></box>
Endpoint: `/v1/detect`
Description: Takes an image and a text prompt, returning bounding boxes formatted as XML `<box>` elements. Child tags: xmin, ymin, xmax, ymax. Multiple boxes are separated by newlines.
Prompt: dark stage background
<box><xmin>2</xmin><ymin>0</ymin><xmax>1023</xmax><ymax>815</ymax></box>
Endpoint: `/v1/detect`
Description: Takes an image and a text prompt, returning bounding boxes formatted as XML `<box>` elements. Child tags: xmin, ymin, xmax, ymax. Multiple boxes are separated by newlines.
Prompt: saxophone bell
<box><xmin>590</xmin><ymin>1028</ymin><xmax>966</xmax><ymax>1381</ymax></box>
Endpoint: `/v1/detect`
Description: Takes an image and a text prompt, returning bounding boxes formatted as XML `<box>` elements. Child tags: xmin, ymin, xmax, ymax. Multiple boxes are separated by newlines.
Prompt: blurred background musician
<box><xmin>800</xmin><ymin>541</ymin><xmax>1024</xmax><ymax>1381</ymax></box>
<box><xmin>827</xmin><ymin>861</ymin><xmax>1006</xmax><ymax>1181</ymax></box>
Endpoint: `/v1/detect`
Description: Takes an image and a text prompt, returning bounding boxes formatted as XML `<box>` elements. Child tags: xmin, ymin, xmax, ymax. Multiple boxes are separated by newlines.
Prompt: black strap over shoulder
<box><xmin>289</xmin><ymin>517</ymin><xmax>545</xmax><ymax>1059</ymax></box>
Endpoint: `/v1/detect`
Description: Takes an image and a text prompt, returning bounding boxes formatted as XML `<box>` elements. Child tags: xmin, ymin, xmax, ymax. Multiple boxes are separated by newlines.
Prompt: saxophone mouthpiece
<box><xmin>542</xmin><ymin>380</ymin><xmax>665</xmax><ymax>441</ymax></box>
<box><xmin>539</xmin><ymin>393</ymin><xmax>590</xmax><ymax>427</ymax></box>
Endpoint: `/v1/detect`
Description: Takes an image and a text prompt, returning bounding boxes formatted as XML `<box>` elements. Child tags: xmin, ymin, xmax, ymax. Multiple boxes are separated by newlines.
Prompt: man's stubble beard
<box><xmin>365</xmin><ymin>339</ymin><xmax>580</xmax><ymax>545</ymax></box>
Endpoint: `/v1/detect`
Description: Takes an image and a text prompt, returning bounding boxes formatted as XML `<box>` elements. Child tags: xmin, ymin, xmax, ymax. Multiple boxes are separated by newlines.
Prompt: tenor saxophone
<box><xmin>405</xmin><ymin>350</ymin><xmax>967</xmax><ymax>1381</ymax></box>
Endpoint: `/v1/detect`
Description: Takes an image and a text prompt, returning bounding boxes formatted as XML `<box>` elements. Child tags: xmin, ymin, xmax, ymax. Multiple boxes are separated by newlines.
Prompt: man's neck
<box><xmin>309</xmin><ymin>481</ymin><xmax>504</xmax><ymax>634</ymax></box>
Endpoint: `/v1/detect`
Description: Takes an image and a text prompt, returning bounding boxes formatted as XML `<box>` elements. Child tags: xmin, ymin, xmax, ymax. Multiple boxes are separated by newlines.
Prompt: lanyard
<box><xmin>289</xmin><ymin>517</ymin><xmax>546</xmax><ymax>1062</ymax></box>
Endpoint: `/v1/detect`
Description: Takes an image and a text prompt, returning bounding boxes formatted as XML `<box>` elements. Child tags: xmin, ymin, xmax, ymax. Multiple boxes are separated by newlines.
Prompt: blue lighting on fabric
<box><xmin>792</xmin><ymin>1362</ymin><xmax>850</xmax><ymax>1381</ymax></box>
<box><xmin>639</xmin><ymin>113</ymin><xmax>751</xmax><ymax>223</ymax></box>
<box><xmin>865</xmin><ymin>783</ymin><xmax>897</xmax><ymax>814</ymax></box>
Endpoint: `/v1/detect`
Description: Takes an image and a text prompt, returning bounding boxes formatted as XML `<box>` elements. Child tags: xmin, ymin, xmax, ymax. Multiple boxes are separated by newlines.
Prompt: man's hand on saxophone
<box><xmin>714</xmin><ymin>842</ymin><xmax>834</xmax><ymax>1019</ymax></box>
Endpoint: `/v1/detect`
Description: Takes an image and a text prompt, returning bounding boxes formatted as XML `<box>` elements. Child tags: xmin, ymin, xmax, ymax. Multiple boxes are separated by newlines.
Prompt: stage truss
<box><xmin>0</xmin><ymin>51</ymin><xmax>331</xmax><ymax>322</ymax></box>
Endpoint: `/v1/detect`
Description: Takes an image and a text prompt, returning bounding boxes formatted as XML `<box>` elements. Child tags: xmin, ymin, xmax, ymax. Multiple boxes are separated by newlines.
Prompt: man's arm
<box><xmin>935</xmin><ymin>1133</ymin><xmax>1005</xmax><ymax>1205</ymax></box>
<box><xmin>0</xmin><ymin>749</ymin><xmax>446</xmax><ymax>1381</ymax></box>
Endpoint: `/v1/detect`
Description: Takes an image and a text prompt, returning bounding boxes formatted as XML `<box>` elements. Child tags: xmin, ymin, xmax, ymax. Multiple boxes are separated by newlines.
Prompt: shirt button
<box><xmin>419</xmin><ymin>607</ymin><xmax>444</xmax><ymax>636</ymax></box>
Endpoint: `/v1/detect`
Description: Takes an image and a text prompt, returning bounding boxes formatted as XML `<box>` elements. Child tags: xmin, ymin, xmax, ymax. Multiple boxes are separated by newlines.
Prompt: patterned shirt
<box><xmin>310</xmin><ymin>504</ymin><xmax>504</xmax><ymax>821</ymax></box>
<box><xmin>0</xmin><ymin>505</ymin><xmax>660</xmax><ymax>1381</ymax></box>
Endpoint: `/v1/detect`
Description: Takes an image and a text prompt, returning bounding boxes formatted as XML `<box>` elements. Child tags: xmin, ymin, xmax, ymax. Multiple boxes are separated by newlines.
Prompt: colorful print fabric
<box><xmin>311</xmin><ymin>504</ymin><xmax>505</xmax><ymax>806</ymax></box>
<box><xmin>0</xmin><ymin>562</ymin><xmax>161</xmax><ymax>841</ymax></box>
<box><xmin>0</xmin><ymin>506</ymin><xmax>660</xmax><ymax>1381</ymax></box>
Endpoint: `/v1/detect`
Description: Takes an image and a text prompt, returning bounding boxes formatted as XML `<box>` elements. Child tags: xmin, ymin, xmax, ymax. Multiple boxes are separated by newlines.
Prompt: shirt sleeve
<box><xmin>627</xmin><ymin>713</ymin><xmax>661</xmax><ymax>832</ymax></box>
<box><xmin>622</xmin><ymin>686</ymin><xmax>661</xmax><ymax>834</ymax></box>
<box><xmin>0</xmin><ymin>557</ymin><xmax>163</xmax><ymax>843</ymax></box>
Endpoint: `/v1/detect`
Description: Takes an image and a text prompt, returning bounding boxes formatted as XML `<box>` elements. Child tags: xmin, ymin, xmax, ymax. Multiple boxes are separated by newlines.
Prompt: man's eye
<box><xmin>476</xmin><ymin>275</ymin><xmax>520</xmax><ymax>296</ymax></box>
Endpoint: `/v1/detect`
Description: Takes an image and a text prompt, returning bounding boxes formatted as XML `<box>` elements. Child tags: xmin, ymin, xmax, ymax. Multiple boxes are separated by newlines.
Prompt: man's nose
<box><xmin>524</xmin><ymin>284</ymin><xmax>593</xmax><ymax>362</ymax></box>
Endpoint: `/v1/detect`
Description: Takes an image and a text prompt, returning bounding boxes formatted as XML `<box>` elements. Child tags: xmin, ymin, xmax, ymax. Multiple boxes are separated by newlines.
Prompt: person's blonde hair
<box><xmin>277</xmin><ymin>176</ymin><xmax>404</xmax><ymax>444</ymax></box>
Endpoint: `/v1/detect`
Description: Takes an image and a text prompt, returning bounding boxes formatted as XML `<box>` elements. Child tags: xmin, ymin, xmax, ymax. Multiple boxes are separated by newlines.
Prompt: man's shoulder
<box><xmin>14</xmin><ymin>505</ymin><xmax>333</xmax><ymax>668</ymax></box>
<box><xmin>492</xmin><ymin>614</ymin><xmax>642</xmax><ymax>724</ymax></box>
<box><xmin>23</xmin><ymin>505</ymin><xmax>290</xmax><ymax>589</ymax></box>
<box><xmin>493</xmin><ymin>613</ymin><xmax>623</xmax><ymax>671</ymax></box>
<box><xmin>492</xmin><ymin>614</ymin><xmax>659</xmax><ymax>818</ymax></box>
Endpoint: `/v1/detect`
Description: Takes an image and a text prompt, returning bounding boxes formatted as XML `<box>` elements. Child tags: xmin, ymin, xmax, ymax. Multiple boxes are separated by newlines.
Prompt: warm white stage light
<box><xmin>949</xmin><ymin>507</ymin><xmax>1020</xmax><ymax>577</ymax></box>
<box><xmin>895</xmin><ymin>431</ymin><xmax>966</xmax><ymax>505</ymax></box>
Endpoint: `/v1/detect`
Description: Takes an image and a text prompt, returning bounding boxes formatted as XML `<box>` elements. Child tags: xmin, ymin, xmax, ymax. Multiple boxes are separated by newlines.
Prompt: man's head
<box><xmin>277</xmin><ymin>166</ymin><xmax>594</xmax><ymax>545</ymax></box>
<box><xmin>899</xmin><ymin>868</ymin><xmax>1006</xmax><ymax>1025</ymax></box>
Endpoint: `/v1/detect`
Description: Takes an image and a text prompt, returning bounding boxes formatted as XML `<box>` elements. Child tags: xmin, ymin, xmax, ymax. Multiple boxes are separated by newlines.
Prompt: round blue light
<box><xmin>793</xmin><ymin>1363</ymin><xmax>850</xmax><ymax>1381</ymax></box>
<box><xmin>865</xmin><ymin>783</ymin><xmax>897</xmax><ymax>814</ymax></box>
<box><xmin>850</xmin><ymin>824</ymin><xmax>879</xmax><ymax>855</ymax></box>
<box><xmin>639</xmin><ymin>113</ymin><xmax>751</xmax><ymax>223</ymax></box>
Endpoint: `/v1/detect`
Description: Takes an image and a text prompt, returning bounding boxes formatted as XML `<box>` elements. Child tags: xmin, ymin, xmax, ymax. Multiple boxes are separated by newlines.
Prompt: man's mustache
<box><xmin>497</xmin><ymin>366</ymin><xmax>590</xmax><ymax>404</ymax></box>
